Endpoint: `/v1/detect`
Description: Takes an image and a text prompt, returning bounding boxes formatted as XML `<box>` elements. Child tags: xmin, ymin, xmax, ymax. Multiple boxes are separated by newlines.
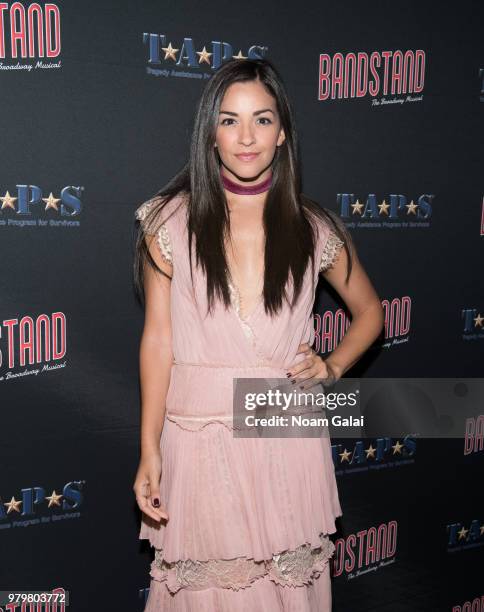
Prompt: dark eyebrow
<box><xmin>219</xmin><ymin>109</ymin><xmax>276</xmax><ymax>116</ymax></box>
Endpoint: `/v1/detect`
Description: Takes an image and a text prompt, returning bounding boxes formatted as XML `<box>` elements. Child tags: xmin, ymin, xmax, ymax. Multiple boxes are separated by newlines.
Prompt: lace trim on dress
<box><xmin>320</xmin><ymin>230</ymin><xmax>344</xmax><ymax>273</ymax></box>
<box><xmin>150</xmin><ymin>533</ymin><xmax>335</xmax><ymax>593</ymax></box>
<box><xmin>227</xmin><ymin>281</ymin><xmax>257</xmax><ymax>342</ymax></box>
<box><xmin>156</xmin><ymin>224</ymin><xmax>172</xmax><ymax>266</ymax></box>
<box><xmin>135</xmin><ymin>199</ymin><xmax>173</xmax><ymax>266</ymax></box>
<box><xmin>227</xmin><ymin>280</ymin><xmax>271</xmax><ymax>367</ymax></box>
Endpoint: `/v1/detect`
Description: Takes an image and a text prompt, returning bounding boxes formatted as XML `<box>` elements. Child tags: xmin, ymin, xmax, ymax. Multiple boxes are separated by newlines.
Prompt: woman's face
<box><xmin>215</xmin><ymin>79</ymin><xmax>285</xmax><ymax>185</ymax></box>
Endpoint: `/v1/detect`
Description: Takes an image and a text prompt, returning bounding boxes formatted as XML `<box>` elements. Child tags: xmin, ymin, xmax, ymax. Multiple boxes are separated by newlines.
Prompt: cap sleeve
<box><xmin>135</xmin><ymin>198</ymin><xmax>173</xmax><ymax>266</ymax></box>
<box><xmin>319</xmin><ymin>228</ymin><xmax>344</xmax><ymax>273</ymax></box>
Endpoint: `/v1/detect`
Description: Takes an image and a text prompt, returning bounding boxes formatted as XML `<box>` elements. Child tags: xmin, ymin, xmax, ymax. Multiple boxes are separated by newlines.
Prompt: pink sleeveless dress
<box><xmin>135</xmin><ymin>192</ymin><xmax>344</xmax><ymax>611</ymax></box>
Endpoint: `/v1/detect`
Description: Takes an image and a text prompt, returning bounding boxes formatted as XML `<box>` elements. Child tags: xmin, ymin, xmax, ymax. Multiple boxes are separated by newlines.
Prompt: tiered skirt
<box><xmin>140</xmin><ymin>363</ymin><xmax>342</xmax><ymax>611</ymax></box>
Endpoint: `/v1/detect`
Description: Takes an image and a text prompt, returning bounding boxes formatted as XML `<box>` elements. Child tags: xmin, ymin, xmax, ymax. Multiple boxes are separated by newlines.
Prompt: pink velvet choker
<box><xmin>220</xmin><ymin>169</ymin><xmax>272</xmax><ymax>195</ymax></box>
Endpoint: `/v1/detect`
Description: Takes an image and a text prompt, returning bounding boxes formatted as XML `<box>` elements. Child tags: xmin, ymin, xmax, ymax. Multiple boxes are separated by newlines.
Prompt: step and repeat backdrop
<box><xmin>1</xmin><ymin>1</ymin><xmax>483</xmax><ymax>610</ymax></box>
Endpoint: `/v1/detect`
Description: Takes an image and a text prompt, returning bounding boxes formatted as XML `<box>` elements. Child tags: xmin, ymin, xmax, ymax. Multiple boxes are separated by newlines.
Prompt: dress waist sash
<box><xmin>164</xmin><ymin>361</ymin><xmax>324</xmax><ymax>431</ymax></box>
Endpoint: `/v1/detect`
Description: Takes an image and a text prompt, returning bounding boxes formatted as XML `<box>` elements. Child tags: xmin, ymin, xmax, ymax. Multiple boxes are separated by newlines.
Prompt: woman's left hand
<box><xmin>286</xmin><ymin>343</ymin><xmax>341</xmax><ymax>390</ymax></box>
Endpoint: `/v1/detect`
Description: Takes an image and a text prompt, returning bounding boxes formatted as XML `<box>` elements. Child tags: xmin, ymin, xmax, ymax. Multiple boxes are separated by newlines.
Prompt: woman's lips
<box><xmin>235</xmin><ymin>153</ymin><xmax>260</xmax><ymax>162</ymax></box>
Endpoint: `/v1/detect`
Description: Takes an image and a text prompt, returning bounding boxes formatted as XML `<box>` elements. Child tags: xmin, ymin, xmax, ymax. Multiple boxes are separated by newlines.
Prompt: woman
<box><xmin>133</xmin><ymin>57</ymin><xmax>384</xmax><ymax>611</ymax></box>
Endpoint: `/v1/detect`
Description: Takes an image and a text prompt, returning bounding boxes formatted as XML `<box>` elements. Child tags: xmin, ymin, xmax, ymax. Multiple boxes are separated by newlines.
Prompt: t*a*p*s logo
<box><xmin>142</xmin><ymin>32</ymin><xmax>269</xmax><ymax>76</ymax></box>
<box><xmin>0</xmin><ymin>185</ymin><xmax>83</xmax><ymax>227</ymax></box>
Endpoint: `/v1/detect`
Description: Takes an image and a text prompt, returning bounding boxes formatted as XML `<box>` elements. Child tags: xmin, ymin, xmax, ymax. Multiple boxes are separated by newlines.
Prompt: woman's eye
<box><xmin>220</xmin><ymin>117</ymin><xmax>272</xmax><ymax>126</ymax></box>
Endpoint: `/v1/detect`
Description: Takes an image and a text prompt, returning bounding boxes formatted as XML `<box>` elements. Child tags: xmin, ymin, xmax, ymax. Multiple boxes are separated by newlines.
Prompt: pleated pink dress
<box><xmin>135</xmin><ymin>192</ymin><xmax>344</xmax><ymax>611</ymax></box>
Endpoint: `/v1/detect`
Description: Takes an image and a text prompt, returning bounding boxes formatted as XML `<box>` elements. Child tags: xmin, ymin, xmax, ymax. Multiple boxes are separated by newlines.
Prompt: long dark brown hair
<box><xmin>134</xmin><ymin>57</ymin><xmax>353</xmax><ymax>317</ymax></box>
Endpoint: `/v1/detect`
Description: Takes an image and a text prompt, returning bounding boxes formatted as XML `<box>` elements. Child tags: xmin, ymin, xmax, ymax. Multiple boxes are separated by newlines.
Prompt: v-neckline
<box><xmin>227</xmin><ymin>279</ymin><xmax>263</xmax><ymax>323</ymax></box>
<box><xmin>224</xmin><ymin>233</ymin><xmax>264</xmax><ymax>323</ymax></box>
<box><xmin>226</xmin><ymin>272</ymin><xmax>272</xmax><ymax>366</ymax></box>
<box><xmin>227</xmin><ymin>279</ymin><xmax>267</xmax><ymax>360</ymax></box>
